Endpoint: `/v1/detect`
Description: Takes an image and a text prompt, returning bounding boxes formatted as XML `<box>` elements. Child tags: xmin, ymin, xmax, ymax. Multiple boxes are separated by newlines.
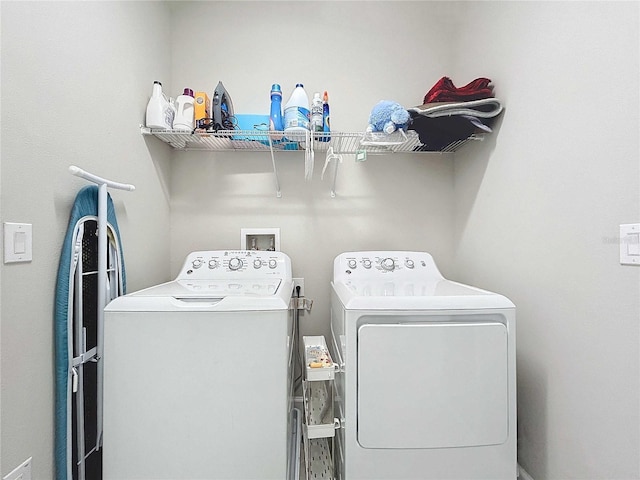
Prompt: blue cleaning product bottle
<box><xmin>269</xmin><ymin>84</ymin><xmax>284</xmax><ymax>140</ymax></box>
<box><xmin>321</xmin><ymin>91</ymin><xmax>331</xmax><ymax>142</ymax></box>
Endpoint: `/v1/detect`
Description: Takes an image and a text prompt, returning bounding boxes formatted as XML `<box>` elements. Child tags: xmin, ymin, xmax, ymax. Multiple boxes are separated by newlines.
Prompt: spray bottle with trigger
<box><xmin>321</xmin><ymin>91</ymin><xmax>330</xmax><ymax>142</ymax></box>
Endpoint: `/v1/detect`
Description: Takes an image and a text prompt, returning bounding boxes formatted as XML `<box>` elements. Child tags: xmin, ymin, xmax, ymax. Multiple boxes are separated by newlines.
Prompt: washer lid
<box><xmin>106</xmin><ymin>277</ymin><xmax>291</xmax><ymax>312</ymax></box>
<box><xmin>128</xmin><ymin>278</ymin><xmax>282</xmax><ymax>298</ymax></box>
<box><xmin>105</xmin><ymin>250</ymin><xmax>293</xmax><ymax>312</ymax></box>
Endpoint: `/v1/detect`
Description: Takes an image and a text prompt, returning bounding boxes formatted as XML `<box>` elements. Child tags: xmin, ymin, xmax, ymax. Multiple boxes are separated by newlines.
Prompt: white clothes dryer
<box><xmin>330</xmin><ymin>251</ymin><xmax>517</xmax><ymax>480</ymax></box>
<box><xmin>103</xmin><ymin>250</ymin><xmax>296</xmax><ymax>480</ymax></box>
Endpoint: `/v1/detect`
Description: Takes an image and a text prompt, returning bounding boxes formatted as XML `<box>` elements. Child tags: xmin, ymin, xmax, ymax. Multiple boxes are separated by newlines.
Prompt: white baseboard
<box><xmin>518</xmin><ymin>464</ymin><xmax>535</xmax><ymax>480</ymax></box>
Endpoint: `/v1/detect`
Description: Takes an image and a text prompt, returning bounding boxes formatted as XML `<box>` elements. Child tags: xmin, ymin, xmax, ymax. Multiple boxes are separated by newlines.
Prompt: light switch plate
<box><xmin>620</xmin><ymin>223</ymin><xmax>640</xmax><ymax>265</ymax></box>
<box><xmin>4</xmin><ymin>223</ymin><xmax>33</xmax><ymax>263</ymax></box>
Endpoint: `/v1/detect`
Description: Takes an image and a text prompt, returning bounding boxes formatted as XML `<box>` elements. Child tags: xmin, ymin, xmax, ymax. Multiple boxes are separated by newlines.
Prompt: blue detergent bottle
<box><xmin>269</xmin><ymin>84</ymin><xmax>284</xmax><ymax>140</ymax></box>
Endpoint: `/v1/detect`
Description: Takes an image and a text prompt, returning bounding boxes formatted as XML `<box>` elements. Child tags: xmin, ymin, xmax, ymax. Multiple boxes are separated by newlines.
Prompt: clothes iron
<box><xmin>212</xmin><ymin>81</ymin><xmax>235</xmax><ymax>131</ymax></box>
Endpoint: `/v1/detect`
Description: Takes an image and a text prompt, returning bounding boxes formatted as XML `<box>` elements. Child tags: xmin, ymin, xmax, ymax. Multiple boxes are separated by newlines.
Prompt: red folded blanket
<box><xmin>423</xmin><ymin>77</ymin><xmax>494</xmax><ymax>104</ymax></box>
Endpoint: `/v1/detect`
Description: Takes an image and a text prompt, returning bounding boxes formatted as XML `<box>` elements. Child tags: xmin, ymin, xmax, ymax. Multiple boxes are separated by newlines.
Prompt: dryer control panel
<box><xmin>177</xmin><ymin>250</ymin><xmax>292</xmax><ymax>280</ymax></box>
<box><xmin>333</xmin><ymin>251</ymin><xmax>444</xmax><ymax>284</ymax></box>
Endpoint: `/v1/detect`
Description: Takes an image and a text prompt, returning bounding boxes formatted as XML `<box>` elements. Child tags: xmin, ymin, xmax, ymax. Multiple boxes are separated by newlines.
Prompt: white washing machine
<box><xmin>103</xmin><ymin>250</ymin><xmax>296</xmax><ymax>480</ymax></box>
<box><xmin>330</xmin><ymin>251</ymin><xmax>517</xmax><ymax>480</ymax></box>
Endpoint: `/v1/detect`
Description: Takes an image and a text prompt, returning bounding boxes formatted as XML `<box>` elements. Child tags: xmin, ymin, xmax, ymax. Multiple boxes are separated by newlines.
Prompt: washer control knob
<box><xmin>363</xmin><ymin>259</ymin><xmax>372</xmax><ymax>269</ymax></box>
<box><xmin>268</xmin><ymin>259</ymin><xmax>278</xmax><ymax>269</ymax></box>
<box><xmin>192</xmin><ymin>259</ymin><xmax>203</xmax><ymax>269</ymax></box>
<box><xmin>405</xmin><ymin>259</ymin><xmax>415</xmax><ymax>269</ymax></box>
<box><xmin>348</xmin><ymin>259</ymin><xmax>357</xmax><ymax>269</ymax></box>
<box><xmin>381</xmin><ymin>257</ymin><xmax>395</xmax><ymax>271</ymax></box>
<box><xmin>208</xmin><ymin>259</ymin><xmax>219</xmax><ymax>269</ymax></box>
<box><xmin>228</xmin><ymin>257</ymin><xmax>242</xmax><ymax>271</ymax></box>
<box><xmin>253</xmin><ymin>259</ymin><xmax>262</xmax><ymax>269</ymax></box>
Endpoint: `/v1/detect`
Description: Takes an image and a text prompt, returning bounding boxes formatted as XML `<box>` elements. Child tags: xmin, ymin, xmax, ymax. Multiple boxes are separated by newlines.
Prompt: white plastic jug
<box><xmin>146</xmin><ymin>81</ymin><xmax>173</xmax><ymax>130</ymax></box>
<box><xmin>284</xmin><ymin>83</ymin><xmax>310</xmax><ymax>142</ymax></box>
<box><xmin>173</xmin><ymin>88</ymin><xmax>195</xmax><ymax>131</ymax></box>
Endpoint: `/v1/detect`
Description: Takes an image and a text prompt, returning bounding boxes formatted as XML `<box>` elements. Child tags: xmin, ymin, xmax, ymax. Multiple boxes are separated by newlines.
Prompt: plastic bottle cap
<box><xmin>296</xmin><ymin>83</ymin><xmax>304</xmax><ymax>88</ymax></box>
<box><xmin>271</xmin><ymin>84</ymin><xmax>282</xmax><ymax>93</ymax></box>
<box><xmin>183</xmin><ymin>88</ymin><xmax>194</xmax><ymax>97</ymax></box>
<box><xmin>154</xmin><ymin>81</ymin><xmax>162</xmax><ymax>86</ymax></box>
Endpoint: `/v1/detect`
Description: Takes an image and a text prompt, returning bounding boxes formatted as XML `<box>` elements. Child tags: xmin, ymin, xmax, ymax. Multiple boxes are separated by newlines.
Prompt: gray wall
<box><xmin>1</xmin><ymin>2</ymin><xmax>172</xmax><ymax>478</ymax></box>
<box><xmin>168</xmin><ymin>1</ymin><xmax>460</xmax><ymax>340</ymax></box>
<box><xmin>1</xmin><ymin>2</ymin><xmax>638</xmax><ymax>480</ymax></box>
<box><xmin>451</xmin><ymin>2</ymin><xmax>640</xmax><ymax>479</ymax></box>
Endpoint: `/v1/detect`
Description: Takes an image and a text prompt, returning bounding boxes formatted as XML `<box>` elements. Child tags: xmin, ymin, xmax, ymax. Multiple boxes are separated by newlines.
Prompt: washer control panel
<box><xmin>333</xmin><ymin>251</ymin><xmax>443</xmax><ymax>284</ymax></box>
<box><xmin>177</xmin><ymin>250</ymin><xmax>291</xmax><ymax>279</ymax></box>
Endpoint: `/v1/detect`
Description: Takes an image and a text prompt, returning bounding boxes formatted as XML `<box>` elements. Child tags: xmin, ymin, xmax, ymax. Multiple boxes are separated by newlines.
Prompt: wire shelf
<box><xmin>141</xmin><ymin>127</ymin><xmax>482</xmax><ymax>154</ymax></box>
<box><xmin>140</xmin><ymin>126</ymin><xmax>483</xmax><ymax>198</ymax></box>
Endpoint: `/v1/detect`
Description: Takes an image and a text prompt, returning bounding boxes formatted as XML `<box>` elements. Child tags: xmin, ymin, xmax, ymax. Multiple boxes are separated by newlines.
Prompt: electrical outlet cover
<box><xmin>293</xmin><ymin>277</ymin><xmax>304</xmax><ymax>297</ymax></box>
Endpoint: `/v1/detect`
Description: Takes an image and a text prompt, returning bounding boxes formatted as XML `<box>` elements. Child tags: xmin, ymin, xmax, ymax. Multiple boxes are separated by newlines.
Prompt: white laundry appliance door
<box><xmin>103</xmin><ymin>308</ymin><xmax>291</xmax><ymax>480</ymax></box>
<box><xmin>357</xmin><ymin>321</ymin><xmax>508</xmax><ymax>449</ymax></box>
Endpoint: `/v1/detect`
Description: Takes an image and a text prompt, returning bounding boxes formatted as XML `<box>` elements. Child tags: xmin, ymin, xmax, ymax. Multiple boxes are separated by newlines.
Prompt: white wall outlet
<box><xmin>240</xmin><ymin>228</ymin><xmax>280</xmax><ymax>251</ymax></box>
<box><xmin>620</xmin><ymin>223</ymin><xmax>640</xmax><ymax>265</ymax></box>
<box><xmin>293</xmin><ymin>277</ymin><xmax>304</xmax><ymax>297</ymax></box>
<box><xmin>3</xmin><ymin>457</ymin><xmax>32</xmax><ymax>480</ymax></box>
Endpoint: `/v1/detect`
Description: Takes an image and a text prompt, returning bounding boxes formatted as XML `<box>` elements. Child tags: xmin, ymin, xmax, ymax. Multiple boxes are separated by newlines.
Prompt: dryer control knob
<box><xmin>381</xmin><ymin>257</ymin><xmax>395</xmax><ymax>271</ymax></box>
<box><xmin>192</xmin><ymin>259</ymin><xmax>203</xmax><ymax>269</ymax></box>
<box><xmin>253</xmin><ymin>259</ymin><xmax>262</xmax><ymax>269</ymax></box>
<box><xmin>405</xmin><ymin>259</ymin><xmax>415</xmax><ymax>269</ymax></box>
<box><xmin>363</xmin><ymin>259</ymin><xmax>372</xmax><ymax>269</ymax></box>
<box><xmin>268</xmin><ymin>259</ymin><xmax>278</xmax><ymax>269</ymax></box>
<box><xmin>208</xmin><ymin>259</ymin><xmax>219</xmax><ymax>269</ymax></box>
<box><xmin>348</xmin><ymin>259</ymin><xmax>357</xmax><ymax>269</ymax></box>
<box><xmin>228</xmin><ymin>257</ymin><xmax>242</xmax><ymax>271</ymax></box>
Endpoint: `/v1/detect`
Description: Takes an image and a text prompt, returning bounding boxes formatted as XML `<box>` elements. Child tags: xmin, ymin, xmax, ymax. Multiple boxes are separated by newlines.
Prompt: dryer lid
<box><xmin>340</xmin><ymin>278</ymin><xmax>478</xmax><ymax>297</ymax></box>
<box><xmin>332</xmin><ymin>279</ymin><xmax>513</xmax><ymax>310</ymax></box>
<box><xmin>332</xmin><ymin>251</ymin><xmax>514</xmax><ymax>310</ymax></box>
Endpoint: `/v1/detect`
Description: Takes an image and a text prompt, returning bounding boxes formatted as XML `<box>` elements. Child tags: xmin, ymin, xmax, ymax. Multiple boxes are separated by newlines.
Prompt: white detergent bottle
<box><xmin>145</xmin><ymin>81</ymin><xmax>172</xmax><ymax>130</ymax></box>
<box><xmin>168</xmin><ymin>97</ymin><xmax>176</xmax><ymax>129</ymax></box>
<box><xmin>173</xmin><ymin>88</ymin><xmax>195</xmax><ymax>131</ymax></box>
<box><xmin>284</xmin><ymin>83</ymin><xmax>310</xmax><ymax>142</ymax></box>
